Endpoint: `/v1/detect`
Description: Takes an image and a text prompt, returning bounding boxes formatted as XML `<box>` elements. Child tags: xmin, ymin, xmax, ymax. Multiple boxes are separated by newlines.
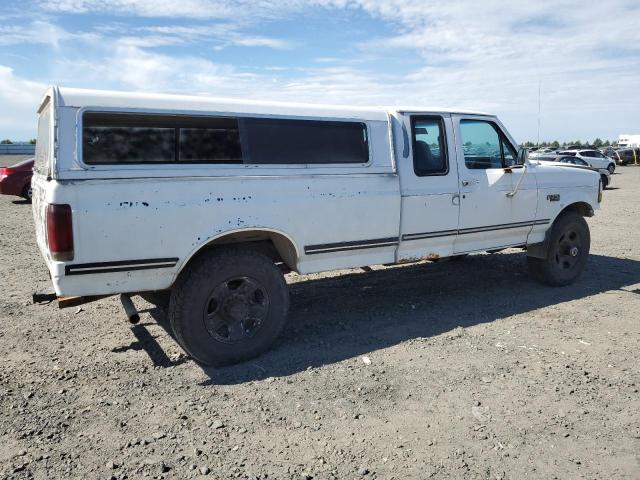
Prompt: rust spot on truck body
<box><xmin>397</xmin><ymin>253</ymin><xmax>440</xmax><ymax>264</ymax></box>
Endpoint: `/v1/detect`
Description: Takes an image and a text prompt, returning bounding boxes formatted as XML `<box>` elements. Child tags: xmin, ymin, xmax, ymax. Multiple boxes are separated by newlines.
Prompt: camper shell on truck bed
<box><xmin>32</xmin><ymin>86</ymin><xmax>601</xmax><ymax>365</ymax></box>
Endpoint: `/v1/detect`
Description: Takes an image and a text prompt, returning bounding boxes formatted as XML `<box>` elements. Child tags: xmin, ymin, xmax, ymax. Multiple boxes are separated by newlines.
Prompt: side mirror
<box><xmin>517</xmin><ymin>148</ymin><xmax>529</xmax><ymax>165</ymax></box>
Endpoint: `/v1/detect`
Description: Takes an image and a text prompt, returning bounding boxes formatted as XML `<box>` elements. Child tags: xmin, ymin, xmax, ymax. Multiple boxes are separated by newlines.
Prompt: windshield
<box><xmin>34</xmin><ymin>100</ymin><xmax>51</xmax><ymax>175</ymax></box>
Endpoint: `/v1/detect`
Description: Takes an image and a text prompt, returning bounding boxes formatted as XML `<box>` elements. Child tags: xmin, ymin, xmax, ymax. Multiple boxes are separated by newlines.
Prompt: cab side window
<box><xmin>460</xmin><ymin>120</ymin><xmax>515</xmax><ymax>169</ymax></box>
<box><xmin>411</xmin><ymin>116</ymin><xmax>448</xmax><ymax>176</ymax></box>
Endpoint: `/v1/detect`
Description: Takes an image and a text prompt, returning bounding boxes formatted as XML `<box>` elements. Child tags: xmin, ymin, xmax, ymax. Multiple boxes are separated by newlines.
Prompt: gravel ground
<box><xmin>0</xmin><ymin>161</ymin><xmax>638</xmax><ymax>479</ymax></box>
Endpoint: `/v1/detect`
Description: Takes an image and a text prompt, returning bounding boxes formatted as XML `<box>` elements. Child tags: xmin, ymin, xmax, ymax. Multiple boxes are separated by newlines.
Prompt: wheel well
<box><xmin>181</xmin><ymin>230</ymin><xmax>298</xmax><ymax>275</ymax></box>
<box><xmin>560</xmin><ymin>201</ymin><xmax>594</xmax><ymax>218</ymax></box>
<box><xmin>527</xmin><ymin>201</ymin><xmax>593</xmax><ymax>259</ymax></box>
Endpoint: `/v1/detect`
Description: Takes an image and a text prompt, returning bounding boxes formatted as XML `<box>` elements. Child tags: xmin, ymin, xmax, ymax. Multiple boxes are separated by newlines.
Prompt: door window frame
<box><xmin>410</xmin><ymin>115</ymin><xmax>449</xmax><ymax>177</ymax></box>
<box><xmin>458</xmin><ymin>118</ymin><xmax>519</xmax><ymax>171</ymax></box>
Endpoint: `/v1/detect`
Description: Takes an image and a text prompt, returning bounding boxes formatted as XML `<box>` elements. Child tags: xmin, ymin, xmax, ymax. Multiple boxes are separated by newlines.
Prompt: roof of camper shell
<box><xmin>43</xmin><ymin>86</ymin><xmax>491</xmax><ymax>121</ymax></box>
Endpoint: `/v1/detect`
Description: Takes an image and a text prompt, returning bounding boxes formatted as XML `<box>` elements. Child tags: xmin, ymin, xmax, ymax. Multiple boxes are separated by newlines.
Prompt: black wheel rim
<box><xmin>202</xmin><ymin>276</ymin><xmax>269</xmax><ymax>344</ymax></box>
<box><xmin>554</xmin><ymin>228</ymin><xmax>582</xmax><ymax>270</ymax></box>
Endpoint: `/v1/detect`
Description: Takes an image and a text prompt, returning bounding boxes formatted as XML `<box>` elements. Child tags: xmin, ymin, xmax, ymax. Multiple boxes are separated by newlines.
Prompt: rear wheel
<box><xmin>607</xmin><ymin>163</ymin><xmax>615</xmax><ymax>174</ymax></box>
<box><xmin>527</xmin><ymin>211</ymin><xmax>590</xmax><ymax>286</ymax></box>
<box><xmin>600</xmin><ymin>174</ymin><xmax>609</xmax><ymax>189</ymax></box>
<box><xmin>169</xmin><ymin>247</ymin><xmax>289</xmax><ymax>366</ymax></box>
<box><xmin>21</xmin><ymin>184</ymin><xmax>32</xmax><ymax>202</ymax></box>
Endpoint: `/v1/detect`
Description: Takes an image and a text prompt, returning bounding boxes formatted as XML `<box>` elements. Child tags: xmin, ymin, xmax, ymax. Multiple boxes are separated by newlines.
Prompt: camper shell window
<box><xmin>239</xmin><ymin>118</ymin><xmax>368</xmax><ymax>164</ymax></box>
<box><xmin>82</xmin><ymin>112</ymin><xmax>369</xmax><ymax>165</ymax></box>
<box><xmin>82</xmin><ymin>113</ymin><xmax>241</xmax><ymax>164</ymax></box>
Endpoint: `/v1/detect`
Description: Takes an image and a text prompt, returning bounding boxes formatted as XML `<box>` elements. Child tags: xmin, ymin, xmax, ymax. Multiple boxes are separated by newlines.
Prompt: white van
<box><xmin>32</xmin><ymin>87</ymin><xmax>602</xmax><ymax>365</ymax></box>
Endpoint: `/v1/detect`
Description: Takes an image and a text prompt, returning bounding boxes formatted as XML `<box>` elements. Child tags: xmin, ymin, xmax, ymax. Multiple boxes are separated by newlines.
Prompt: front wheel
<box><xmin>601</xmin><ymin>174</ymin><xmax>609</xmax><ymax>189</ymax></box>
<box><xmin>169</xmin><ymin>247</ymin><xmax>289</xmax><ymax>366</ymax></box>
<box><xmin>527</xmin><ymin>211</ymin><xmax>590</xmax><ymax>286</ymax></box>
<box><xmin>607</xmin><ymin>163</ymin><xmax>615</xmax><ymax>174</ymax></box>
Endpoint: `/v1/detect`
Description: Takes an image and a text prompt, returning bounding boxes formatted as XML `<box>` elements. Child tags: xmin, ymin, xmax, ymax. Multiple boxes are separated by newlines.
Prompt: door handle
<box><xmin>461</xmin><ymin>180</ymin><xmax>470</xmax><ymax>186</ymax></box>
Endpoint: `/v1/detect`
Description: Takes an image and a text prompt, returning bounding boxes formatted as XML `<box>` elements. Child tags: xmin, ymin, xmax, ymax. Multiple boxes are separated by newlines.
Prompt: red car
<box><xmin>0</xmin><ymin>158</ymin><xmax>34</xmax><ymax>201</ymax></box>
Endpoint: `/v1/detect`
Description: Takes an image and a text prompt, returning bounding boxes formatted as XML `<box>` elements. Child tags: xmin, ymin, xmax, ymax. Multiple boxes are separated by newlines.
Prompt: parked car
<box><xmin>599</xmin><ymin>146</ymin><xmax>618</xmax><ymax>159</ymax></box>
<box><xmin>558</xmin><ymin>149</ymin><xmax>616</xmax><ymax>174</ymax></box>
<box><xmin>604</xmin><ymin>149</ymin><xmax>623</xmax><ymax>165</ymax></box>
<box><xmin>615</xmin><ymin>148</ymin><xmax>639</xmax><ymax>166</ymax></box>
<box><xmin>32</xmin><ymin>86</ymin><xmax>602</xmax><ymax>366</ymax></box>
<box><xmin>534</xmin><ymin>155</ymin><xmax>611</xmax><ymax>189</ymax></box>
<box><xmin>0</xmin><ymin>157</ymin><xmax>34</xmax><ymax>201</ymax></box>
<box><xmin>555</xmin><ymin>156</ymin><xmax>611</xmax><ymax>189</ymax></box>
<box><xmin>527</xmin><ymin>153</ymin><xmax>554</xmax><ymax>162</ymax></box>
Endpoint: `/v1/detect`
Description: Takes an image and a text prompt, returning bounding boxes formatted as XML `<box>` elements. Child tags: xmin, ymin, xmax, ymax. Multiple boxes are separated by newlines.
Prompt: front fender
<box><xmin>527</xmin><ymin>195</ymin><xmax>597</xmax><ymax>259</ymax></box>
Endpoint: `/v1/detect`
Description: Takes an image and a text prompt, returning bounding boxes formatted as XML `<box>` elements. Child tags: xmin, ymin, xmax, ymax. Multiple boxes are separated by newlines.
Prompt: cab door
<box><xmin>396</xmin><ymin>113</ymin><xmax>460</xmax><ymax>261</ymax></box>
<box><xmin>452</xmin><ymin>115</ymin><xmax>538</xmax><ymax>254</ymax></box>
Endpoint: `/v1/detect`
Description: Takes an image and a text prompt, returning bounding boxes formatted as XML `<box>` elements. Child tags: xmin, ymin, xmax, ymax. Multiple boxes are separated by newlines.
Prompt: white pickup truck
<box><xmin>32</xmin><ymin>87</ymin><xmax>602</xmax><ymax>365</ymax></box>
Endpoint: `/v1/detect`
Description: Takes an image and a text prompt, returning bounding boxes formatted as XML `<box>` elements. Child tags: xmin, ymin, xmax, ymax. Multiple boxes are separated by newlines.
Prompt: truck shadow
<box><xmin>148</xmin><ymin>252</ymin><xmax>639</xmax><ymax>385</ymax></box>
<box><xmin>112</xmin><ymin>323</ymin><xmax>189</xmax><ymax>368</ymax></box>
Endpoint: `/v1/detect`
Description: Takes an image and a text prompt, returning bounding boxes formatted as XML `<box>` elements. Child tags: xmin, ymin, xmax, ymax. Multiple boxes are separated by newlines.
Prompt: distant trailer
<box><xmin>0</xmin><ymin>144</ymin><xmax>36</xmax><ymax>155</ymax></box>
<box><xmin>618</xmin><ymin>134</ymin><xmax>640</xmax><ymax>148</ymax></box>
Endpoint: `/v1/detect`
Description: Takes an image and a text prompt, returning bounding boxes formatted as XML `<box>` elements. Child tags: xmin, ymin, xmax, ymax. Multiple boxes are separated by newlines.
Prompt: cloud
<box><xmin>1</xmin><ymin>18</ymin><xmax>292</xmax><ymax>51</ymax></box>
<box><xmin>0</xmin><ymin>66</ymin><xmax>47</xmax><ymax>140</ymax></box>
<box><xmin>232</xmin><ymin>36</ymin><xmax>292</xmax><ymax>49</ymax></box>
<box><xmin>3</xmin><ymin>0</ymin><xmax>640</xmax><ymax>142</ymax></box>
<box><xmin>38</xmin><ymin>0</ymin><xmax>240</xmax><ymax>18</ymax></box>
<box><xmin>344</xmin><ymin>0</ymin><xmax>640</xmax><ymax>140</ymax></box>
<box><xmin>139</xmin><ymin>24</ymin><xmax>293</xmax><ymax>50</ymax></box>
<box><xmin>0</xmin><ymin>20</ymin><xmax>70</xmax><ymax>47</ymax></box>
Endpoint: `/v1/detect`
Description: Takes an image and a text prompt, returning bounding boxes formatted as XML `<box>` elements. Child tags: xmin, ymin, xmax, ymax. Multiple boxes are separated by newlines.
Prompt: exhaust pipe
<box><xmin>120</xmin><ymin>294</ymin><xmax>140</xmax><ymax>324</ymax></box>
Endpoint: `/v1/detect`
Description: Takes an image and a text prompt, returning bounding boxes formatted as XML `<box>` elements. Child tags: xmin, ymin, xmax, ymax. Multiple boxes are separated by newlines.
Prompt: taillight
<box><xmin>46</xmin><ymin>204</ymin><xmax>74</xmax><ymax>261</ymax></box>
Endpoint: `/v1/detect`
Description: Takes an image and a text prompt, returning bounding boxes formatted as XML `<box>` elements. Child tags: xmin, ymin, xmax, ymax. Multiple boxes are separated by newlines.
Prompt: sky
<box><xmin>1</xmin><ymin>0</ymin><xmax>639</xmax><ymax>143</ymax></box>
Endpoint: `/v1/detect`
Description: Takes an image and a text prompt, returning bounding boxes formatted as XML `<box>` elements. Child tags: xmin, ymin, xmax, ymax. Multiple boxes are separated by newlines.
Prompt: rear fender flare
<box><xmin>170</xmin><ymin>227</ymin><xmax>300</xmax><ymax>284</ymax></box>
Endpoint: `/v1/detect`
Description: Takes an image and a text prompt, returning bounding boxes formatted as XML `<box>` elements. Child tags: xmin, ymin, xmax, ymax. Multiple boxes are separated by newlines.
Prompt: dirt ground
<box><xmin>0</xmin><ymin>156</ymin><xmax>638</xmax><ymax>480</ymax></box>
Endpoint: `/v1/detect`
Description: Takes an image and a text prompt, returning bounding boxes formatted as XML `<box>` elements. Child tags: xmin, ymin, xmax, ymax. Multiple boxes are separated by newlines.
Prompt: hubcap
<box><xmin>203</xmin><ymin>276</ymin><xmax>269</xmax><ymax>344</ymax></box>
<box><xmin>554</xmin><ymin>229</ymin><xmax>582</xmax><ymax>270</ymax></box>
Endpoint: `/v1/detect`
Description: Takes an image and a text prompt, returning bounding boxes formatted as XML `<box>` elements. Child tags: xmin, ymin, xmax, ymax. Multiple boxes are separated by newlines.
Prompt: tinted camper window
<box><xmin>82</xmin><ymin>112</ymin><xmax>368</xmax><ymax>165</ymax></box>
<box><xmin>83</xmin><ymin>113</ymin><xmax>242</xmax><ymax>164</ymax></box>
<box><xmin>179</xmin><ymin>126</ymin><xmax>241</xmax><ymax>162</ymax></box>
<box><xmin>240</xmin><ymin>118</ymin><xmax>368</xmax><ymax>164</ymax></box>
